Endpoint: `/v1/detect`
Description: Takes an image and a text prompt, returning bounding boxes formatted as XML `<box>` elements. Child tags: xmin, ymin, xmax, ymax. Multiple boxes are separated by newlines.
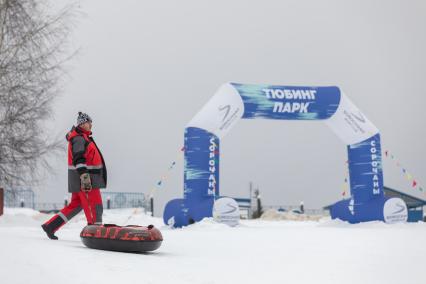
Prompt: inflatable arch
<box><xmin>164</xmin><ymin>83</ymin><xmax>408</xmax><ymax>227</ymax></box>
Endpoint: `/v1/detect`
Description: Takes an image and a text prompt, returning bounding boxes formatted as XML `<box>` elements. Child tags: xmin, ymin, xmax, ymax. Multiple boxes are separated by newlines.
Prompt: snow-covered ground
<box><xmin>1</xmin><ymin>208</ymin><xmax>425</xmax><ymax>284</ymax></box>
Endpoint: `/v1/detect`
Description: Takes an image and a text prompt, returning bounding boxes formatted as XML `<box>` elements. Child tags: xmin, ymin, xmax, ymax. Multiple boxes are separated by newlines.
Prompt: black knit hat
<box><xmin>76</xmin><ymin>111</ymin><xmax>92</xmax><ymax>126</ymax></box>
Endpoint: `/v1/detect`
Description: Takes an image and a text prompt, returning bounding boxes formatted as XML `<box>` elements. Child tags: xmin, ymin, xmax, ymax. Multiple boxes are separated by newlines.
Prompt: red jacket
<box><xmin>66</xmin><ymin>126</ymin><xmax>107</xmax><ymax>192</ymax></box>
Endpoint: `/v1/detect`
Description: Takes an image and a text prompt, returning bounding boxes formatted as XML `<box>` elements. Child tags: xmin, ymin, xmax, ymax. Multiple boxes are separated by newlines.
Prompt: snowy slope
<box><xmin>0</xmin><ymin>208</ymin><xmax>425</xmax><ymax>284</ymax></box>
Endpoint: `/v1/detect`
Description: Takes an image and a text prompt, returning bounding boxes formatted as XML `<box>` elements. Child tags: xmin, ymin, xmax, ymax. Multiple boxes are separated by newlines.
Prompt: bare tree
<box><xmin>0</xmin><ymin>0</ymin><xmax>76</xmax><ymax>189</ymax></box>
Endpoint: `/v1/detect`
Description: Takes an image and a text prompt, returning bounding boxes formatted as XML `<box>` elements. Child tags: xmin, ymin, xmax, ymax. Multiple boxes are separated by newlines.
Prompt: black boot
<box><xmin>41</xmin><ymin>224</ymin><xmax>59</xmax><ymax>240</ymax></box>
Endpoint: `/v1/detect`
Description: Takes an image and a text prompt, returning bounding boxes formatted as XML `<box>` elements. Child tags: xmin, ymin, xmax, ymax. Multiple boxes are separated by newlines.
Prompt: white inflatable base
<box><xmin>212</xmin><ymin>197</ymin><xmax>240</xmax><ymax>227</ymax></box>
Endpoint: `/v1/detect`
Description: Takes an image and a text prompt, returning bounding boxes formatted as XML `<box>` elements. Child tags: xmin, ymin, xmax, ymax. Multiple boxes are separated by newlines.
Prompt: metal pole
<box><xmin>255</xmin><ymin>187</ymin><xmax>262</xmax><ymax>218</ymax></box>
<box><xmin>249</xmin><ymin>181</ymin><xmax>253</xmax><ymax>218</ymax></box>
<box><xmin>0</xmin><ymin>188</ymin><xmax>3</xmax><ymax>216</ymax></box>
<box><xmin>150</xmin><ymin>197</ymin><xmax>154</xmax><ymax>217</ymax></box>
<box><xmin>20</xmin><ymin>199</ymin><xmax>25</xmax><ymax>208</ymax></box>
<box><xmin>107</xmin><ymin>196</ymin><xmax>111</xmax><ymax>210</ymax></box>
<box><xmin>257</xmin><ymin>197</ymin><xmax>261</xmax><ymax>218</ymax></box>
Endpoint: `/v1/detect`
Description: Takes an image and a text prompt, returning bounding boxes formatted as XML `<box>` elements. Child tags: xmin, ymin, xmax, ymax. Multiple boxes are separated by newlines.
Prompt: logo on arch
<box><xmin>218</xmin><ymin>104</ymin><xmax>241</xmax><ymax>131</ymax></box>
<box><xmin>351</xmin><ymin>111</ymin><xmax>366</xmax><ymax>123</ymax></box>
<box><xmin>213</xmin><ymin>197</ymin><xmax>240</xmax><ymax>227</ymax></box>
<box><xmin>383</xmin><ymin>198</ymin><xmax>408</xmax><ymax>224</ymax></box>
<box><xmin>219</xmin><ymin>105</ymin><xmax>231</xmax><ymax>122</ymax></box>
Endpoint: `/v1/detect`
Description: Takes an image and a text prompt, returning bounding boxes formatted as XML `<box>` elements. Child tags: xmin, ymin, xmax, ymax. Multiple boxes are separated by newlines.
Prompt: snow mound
<box><xmin>0</xmin><ymin>208</ymin><xmax>47</xmax><ymax>227</ymax></box>
<box><xmin>3</xmin><ymin>207</ymin><xmax>40</xmax><ymax>217</ymax></box>
<box><xmin>102</xmin><ymin>208</ymin><xmax>164</xmax><ymax>228</ymax></box>
<box><xmin>0</xmin><ymin>207</ymin><xmax>164</xmax><ymax>229</ymax></box>
<box><xmin>260</xmin><ymin>209</ymin><xmax>324</xmax><ymax>221</ymax></box>
<box><xmin>181</xmin><ymin>217</ymin><xmax>234</xmax><ymax>230</ymax></box>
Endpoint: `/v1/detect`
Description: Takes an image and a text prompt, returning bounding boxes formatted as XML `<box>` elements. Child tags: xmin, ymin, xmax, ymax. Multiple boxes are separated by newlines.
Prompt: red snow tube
<box><xmin>80</xmin><ymin>224</ymin><xmax>163</xmax><ymax>252</ymax></box>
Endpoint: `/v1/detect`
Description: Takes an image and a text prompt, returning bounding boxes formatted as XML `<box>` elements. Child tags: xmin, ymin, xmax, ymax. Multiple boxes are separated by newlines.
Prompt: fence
<box><xmin>35</xmin><ymin>203</ymin><xmax>66</xmax><ymax>212</ymax></box>
<box><xmin>264</xmin><ymin>205</ymin><xmax>327</xmax><ymax>216</ymax></box>
<box><xmin>4</xmin><ymin>189</ymin><xmax>35</xmax><ymax>209</ymax></box>
<box><xmin>2</xmin><ymin>189</ymin><xmax>152</xmax><ymax>214</ymax></box>
<box><xmin>3</xmin><ymin>189</ymin><xmax>326</xmax><ymax>217</ymax></box>
<box><xmin>102</xmin><ymin>192</ymin><xmax>151</xmax><ymax>212</ymax></box>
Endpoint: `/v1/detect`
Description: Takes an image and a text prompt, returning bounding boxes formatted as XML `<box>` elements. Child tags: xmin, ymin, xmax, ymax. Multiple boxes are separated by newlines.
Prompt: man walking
<box><xmin>42</xmin><ymin>112</ymin><xmax>107</xmax><ymax>240</ymax></box>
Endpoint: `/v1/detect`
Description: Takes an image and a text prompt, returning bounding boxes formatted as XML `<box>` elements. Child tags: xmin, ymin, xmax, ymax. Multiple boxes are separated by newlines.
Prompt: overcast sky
<box><xmin>38</xmin><ymin>0</ymin><xmax>426</xmax><ymax>216</ymax></box>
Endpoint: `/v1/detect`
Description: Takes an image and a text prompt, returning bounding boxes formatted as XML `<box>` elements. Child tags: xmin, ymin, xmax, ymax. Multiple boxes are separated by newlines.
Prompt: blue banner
<box><xmin>183</xmin><ymin>127</ymin><xmax>220</xmax><ymax>207</ymax></box>
<box><xmin>231</xmin><ymin>83</ymin><xmax>341</xmax><ymax>120</ymax></box>
<box><xmin>347</xmin><ymin>133</ymin><xmax>384</xmax><ymax>203</ymax></box>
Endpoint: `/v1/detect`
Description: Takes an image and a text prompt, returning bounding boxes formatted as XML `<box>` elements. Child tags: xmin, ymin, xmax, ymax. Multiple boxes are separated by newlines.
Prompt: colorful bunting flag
<box><xmin>148</xmin><ymin>147</ymin><xmax>185</xmax><ymax>199</ymax></box>
<box><xmin>384</xmin><ymin>149</ymin><xmax>423</xmax><ymax>194</ymax></box>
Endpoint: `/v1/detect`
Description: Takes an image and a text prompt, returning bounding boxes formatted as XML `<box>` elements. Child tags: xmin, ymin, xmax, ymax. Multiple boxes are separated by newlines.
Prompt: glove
<box><xmin>80</xmin><ymin>173</ymin><xmax>92</xmax><ymax>192</ymax></box>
